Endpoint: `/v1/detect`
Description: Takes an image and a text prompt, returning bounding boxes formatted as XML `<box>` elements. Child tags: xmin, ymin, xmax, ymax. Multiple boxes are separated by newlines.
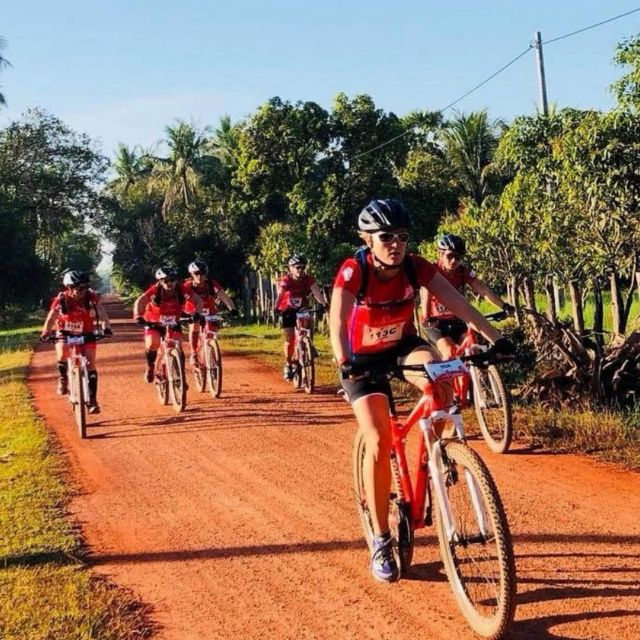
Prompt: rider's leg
<box><xmin>283</xmin><ymin>327</ymin><xmax>295</xmax><ymax>379</ymax></box>
<box><xmin>86</xmin><ymin>346</ymin><xmax>99</xmax><ymax>411</ymax></box>
<box><xmin>144</xmin><ymin>331</ymin><xmax>161</xmax><ymax>382</ymax></box>
<box><xmin>435</xmin><ymin>337</ymin><xmax>457</xmax><ymax>360</ymax></box>
<box><xmin>189</xmin><ymin>323</ymin><xmax>200</xmax><ymax>365</ymax></box>
<box><xmin>54</xmin><ymin>341</ymin><xmax>69</xmax><ymax>395</ymax></box>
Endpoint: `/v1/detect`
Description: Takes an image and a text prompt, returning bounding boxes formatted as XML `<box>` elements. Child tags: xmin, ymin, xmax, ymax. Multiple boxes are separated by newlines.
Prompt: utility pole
<box><xmin>534</xmin><ymin>31</ymin><xmax>549</xmax><ymax>116</ymax></box>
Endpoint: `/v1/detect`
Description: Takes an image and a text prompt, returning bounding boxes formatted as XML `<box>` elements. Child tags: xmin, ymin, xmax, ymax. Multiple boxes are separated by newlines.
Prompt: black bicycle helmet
<box><xmin>62</xmin><ymin>270</ymin><xmax>87</xmax><ymax>287</ymax></box>
<box><xmin>155</xmin><ymin>265</ymin><xmax>178</xmax><ymax>280</ymax></box>
<box><xmin>288</xmin><ymin>254</ymin><xmax>307</xmax><ymax>267</ymax></box>
<box><xmin>357</xmin><ymin>198</ymin><xmax>411</xmax><ymax>232</ymax></box>
<box><xmin>188</xmin><ymin>259</ymin><xmax>208</xmax><ymax>275</ymax></box>
<box><xmin>437</xmin><ymin>234</ymin><xmax>466</xmax><ymax>256</ymax></box>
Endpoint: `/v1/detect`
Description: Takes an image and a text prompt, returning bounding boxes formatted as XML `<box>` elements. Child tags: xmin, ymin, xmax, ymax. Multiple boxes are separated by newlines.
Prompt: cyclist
<box><xmin>329</xmin><ymin>199</ymin><xmax>514</xmax><ymax>583</ymax></box>
<box><xmin>420</xmin><ymin>234</ymin><xmax>514</xmax><ymax>360</ymax></box>
<box><xmin>133</xmin><ymin>266</ymin><xmax>203</xmax><ymax>383</ymax></box>
<box><xmin>40</xmin><ymin>270</ymin><xmax>113</xmax><ymax>414</ymax></box>
<box><xmin>275</xmin><ymin>254</ymin><xmax>328</xmax><ymax>381</ymax></box>
<box><xmin>183</xmin><ymin>259</ymin><xmax>235</xmax><ymax>366</ymax></box>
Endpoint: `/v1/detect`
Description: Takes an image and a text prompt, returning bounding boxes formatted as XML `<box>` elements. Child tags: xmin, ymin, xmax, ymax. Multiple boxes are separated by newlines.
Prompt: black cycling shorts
<box><xmin>340</xmin><ymin>335</ymin><xmax>431</xmax><ymax>405</ymax></box>
<box><xmin>280</xmin><ymin>309</ymin><xmax>299</xmax><ymax>329</ymax></box>
<box><xmin>423</xmin><ymin>318</ymin><xmax>467</xmax><ymax>345</ymax></box>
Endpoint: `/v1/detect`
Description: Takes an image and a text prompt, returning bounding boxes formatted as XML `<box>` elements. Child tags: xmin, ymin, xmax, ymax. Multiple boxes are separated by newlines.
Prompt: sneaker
<box><xmin>283</xmin><ymin>364</ymin><xmax>293</xmax><ymax>381</ymax></box>
<box><xmin>88</xmin><ymin>402</ymin><xmax>101</xmax><ymax>415</ymax></box>
<box><xmin>144</xmin><ymin>368</ymin><xmax>154</xmax><ymax>384</ymax></box>
<box><xmin>56</xmin><ymin>378</ymin><xmax>68</xmax><ymax>396</ymax></box>
<box><xmin>371</xmin><ymin>533</ymin><xmax>399</xmax><ymax>583</ymax></box>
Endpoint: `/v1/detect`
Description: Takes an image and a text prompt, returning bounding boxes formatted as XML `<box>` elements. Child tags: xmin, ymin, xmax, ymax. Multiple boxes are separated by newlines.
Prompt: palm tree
<box><xmin>111</xmin><ymin>144</ymin><xmax>147</xmax><ymax>196</ymax></box>
<box><xmin>441</xmin><ymin>110</ymin><xmax>504</xmax><ymax>205</ymax></box>
<box><xmin>0</xmin><ymin>37</ymin><xmax>12</xmax><ymax>107</ymax></box>
<box><xmin>150</xmin><ymin>120</ymin><xmax>210</xmax><ymax>215</ymax></box>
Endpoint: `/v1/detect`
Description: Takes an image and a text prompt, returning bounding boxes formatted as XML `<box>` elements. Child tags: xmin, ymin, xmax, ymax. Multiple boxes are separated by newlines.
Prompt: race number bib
<box><xmin>290</xmin><ymin>296</ymin><xmax>302</xmax><ymax>308</ymax></box>
<box><xmin>361</xmin><ymin>322</ymin><xmax>404</xmax><ymax>347</ymax></box>
<box><xmin>64</xmin><ymin>320</ymin><xmax>84</xmax><ymax>334</ymax></box>
<box><xmin>206</xmin><ymin>314</ymin><xmax>220</xmax><ymax>322</ymax></box>
<box><xmin>67</xmin><ymin>335</ymin><xmax>85</xmax><ymax>346</ymax></box>
<box><xmin>296</xmin><ymin>311</ymin><xmax>311</xmax><ymax>321</ymax></box>
<box><xmin>425</xmin><ymin>359</ymin><xmax>467</xmax><ymax>382</ymax></box>
<box><xmin>160</xmin><ymin>315</ymin><xmax>176</xmax><ymax>326</ymax></box>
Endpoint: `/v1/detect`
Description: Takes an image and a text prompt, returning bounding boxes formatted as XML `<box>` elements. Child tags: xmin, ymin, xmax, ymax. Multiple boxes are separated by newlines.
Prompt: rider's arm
<box><xmin>133</xmin><ymin>292</ymin><xmax>151</xmax><ymax>318</ymax></box>
<box><xmin>329</xmin><ymin>286</ymin><xmax>355</xmax><ymax>364</ymax></box>
<box><xmin>310</xmin><ymin>283</ymin><xmax>328</xmax><ymax>307</ymax></box>
<box><xmin>216</xmin><ymin>290</ymin><xmax>235</xmax><ymax>311</ymax></box>
<box><xmin>95</xmin><ymin>300</ymin><xmax>112</xmax><ymax>330</ymax></box>
<box><xmin>189</xmin><ymin>291</ymin><xmax>204</xmax><ymax>314</ymax></box>
<box><xmin>419</xmin><ymin>286</ymin><xmax>431</xmax><ymax>323</ymax></box>
<box><xmin>41</xmin><ymin>307</ymin><xmax>57</xmax><ymax>335</ymax></box>
<box><xmin>468</xmin><ymin>276</ymin><xmax>507</xmax><ymax>310</ymax></box>
<box><xmin>427</xmin><ymin>273</ymin><xmax>501</xmax><ymax>343</ymax></box>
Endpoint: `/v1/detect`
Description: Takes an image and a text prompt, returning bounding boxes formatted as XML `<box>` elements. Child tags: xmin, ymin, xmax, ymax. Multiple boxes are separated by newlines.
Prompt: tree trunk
<box><xmin>553</xmin><ymin>279</ymin><xmax>565</xmax><ymax>314</ymax></box>
<box><xmin>592</xmin><ymin>282</ymin><xmax>604</xmax><ymax>347</ymax></box>
<box><xmin>568</xmin><ymin>280</ymin><xmax>585</xmax><ymax>336</ymax></box>
<box><xmin>242</xmin><ymin>274</ymin><xmax>252</xmax><ymax>323</ymax></box>
<box><xmin>521</xmin><ymin>276</ymin><xmax>543</xmax><ymax>337</ymax></box>
<box><xmin>544</xmin><ymin>274</ymin><xmax>557</xmax><ymax>324</ymax></box>
<box><xmin>610</xmin><ymin>270</ymin><xmax>624</xmax><ymax>336</ymax></box>
<box><xmin>508</xmin><ymin>275</ymin><xmax>523</xmax><ymax>327</ymax></box>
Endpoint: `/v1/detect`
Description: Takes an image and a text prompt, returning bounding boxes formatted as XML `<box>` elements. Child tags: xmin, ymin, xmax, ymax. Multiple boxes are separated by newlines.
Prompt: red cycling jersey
<box><xmin>426</xmin><ymin>263</ymin><xmax>477</xmax><ymax>321</ymax></box>
<box><xmin>143</xmin><ymin>282</ymin><xmax>192</xmax><ymax>323</ymax></box>
<box><xmin>276</xmin><ymin>274</ymin><xmax>316</xmax><ymax>311</ymax></box>
<box><xmin>183</xmin><ymin>278</ymin><xmax>223</xmax><ymax>315</ymax></box>
<box><xmin>334</xmin><ymin>253</ymin><xmax>437</xmax><ymax>355</ymax></box>
<box><xmin>50</xmin><ymin>289</ymin><xmax>100</xmax><ymax>334</ymax></box>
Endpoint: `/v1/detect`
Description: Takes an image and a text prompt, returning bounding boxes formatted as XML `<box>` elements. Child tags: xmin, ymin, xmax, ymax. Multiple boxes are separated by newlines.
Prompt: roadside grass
<box><xmin>0</xmin><ymin>325</ymin><xmax>153</xmax><ymax>640</ymax></box>
<box><xmin>223</xmin><ymin>321</ymin><xmax>640</xmax><ymax>470</ymax></box>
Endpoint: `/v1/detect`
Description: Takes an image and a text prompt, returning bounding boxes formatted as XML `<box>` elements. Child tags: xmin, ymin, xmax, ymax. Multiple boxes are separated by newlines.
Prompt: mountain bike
<box><xmin>290</xmin><ymin>308</ymin><xmax>318</xmax><ymax>394</ymax></box>
<box><xmin>352</xmin><ymin>351</ymin><xmax>517</xmax><ymax>639</ymax></box>
<box><xmin>192</xmin><ymin>312</ymin><xmax>224</xmax><ymax>398</ymax></box>
<box><xmin>452</xmin><ymin>311</ymin><xmax>513</xmax><ymax>453</ymax></box>
<box><xmin>49</xmin><ymin>330</ymin><xmax>107</xmax><ymax>439</ymax></box>
<box><xmin>142</xmin><ymin>318</ymin><xmax>188</xmax><ymax>412</ymax></box>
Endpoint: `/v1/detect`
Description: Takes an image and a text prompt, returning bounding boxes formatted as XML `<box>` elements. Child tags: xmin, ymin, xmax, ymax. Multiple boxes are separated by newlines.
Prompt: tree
<box><xmin>611</xmin><ymin>33</ymin><xmax>640</xmax><ymax>112</ymax></box>
<box><xmin>0</xmin><ymin>37</ymin><xmax>11</xmax><ymax>107</ymax></box>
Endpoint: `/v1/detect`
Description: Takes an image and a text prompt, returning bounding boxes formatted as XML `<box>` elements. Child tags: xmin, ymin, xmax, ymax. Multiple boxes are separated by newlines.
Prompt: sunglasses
<box><xmin>443</xmin><ymin>252</ymin><xmax>462</xmax><ymax>261</ymax></box>
<box><xmin>374</xmin><ymin>231</ymin><xmax>410</xmax><ymax>244</ymax></box>
<box><xmin>191</xmin><ymin>271</ymin><xmax>204</xmax><ymax>276</ymax></box>
<box><xmin>159</xmin><ymin>277</ymin><xmax>176</xmax><ymax>284</ymax></box>
<box><xmin>291</xmin><ymin>264</ymin><xmax>306</xmax><ymax>270</ymax></box>
<box><xmin>70</xmin><ymin>285</ymin><xmax>88</xmax><ymax>291</ymax></box>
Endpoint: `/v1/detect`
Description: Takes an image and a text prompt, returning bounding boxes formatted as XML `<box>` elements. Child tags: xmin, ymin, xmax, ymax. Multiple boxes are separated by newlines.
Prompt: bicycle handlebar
<box><xmin>46</xmin><ymin>331</ymin><xmax>109</xmax><ymax>342</ymax></box>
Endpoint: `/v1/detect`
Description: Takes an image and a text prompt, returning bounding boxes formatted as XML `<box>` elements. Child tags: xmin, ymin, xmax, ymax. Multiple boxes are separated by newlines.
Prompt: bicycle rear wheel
<box><xmin>154</xmin><ymin>359</ymin><xmax>169</xmax><ymax>405</ymax></box>
<box><xmin>300</xmin><ymin>337</ymin><xmax>315</xmax><ymax>394</ymax></box>
<box><xmin>206</xmin><ymin>339</ymin><xmax>222</xmax><ymax>399</ymax></box>
<box><xmin>168</xmin><ymin>349</ymin><xmax>187</xmax><ymax>412</ymax></box>
<box><xmin>352</xmin><ymin>429</ymin><xmax>414</xmax><ymax>576</ymax></box>
<box><xmin>472</xmin><ymin>365</ymin><xmax>513</xmax><ymax>454</ymax></box>
<box><xmin>434</xmin><ymin>441</ymin><xmax>516</xmax><ymax>639</ymax></box>
<box><xmin>71</xmin><ymin>367</ymin><xmax>86</xmax><ymax>439</ymax></box>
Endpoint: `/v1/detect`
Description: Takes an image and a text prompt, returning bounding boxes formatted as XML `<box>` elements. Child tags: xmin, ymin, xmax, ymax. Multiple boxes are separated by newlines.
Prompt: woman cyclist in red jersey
<box><xmin>275</xmin><ymin>254</ymin><xmax>328</xmax><ymax>381</ymax></box>
<box><xmin>421</xmin><ymin>233</ymin><xmax>514</xmax><ymax>359</ymax></box>
<box><xmin>133</xmin><ymin>265</ymin><xmax>203</xmax><ymax>383</ymax></box>
<box><xmin>183</xmin><ymin>259</ymin><xmax>235</xmax><ymax>366</ymax></box>
<box><xmin>40</xmin><ymin>270</ymin><xmax>113</xmax><ymax>414</ymax></box>
<box><xmin>329</xmin><ymin>199</ymin><xmax>514</xmax><ymax>583</ymax></box>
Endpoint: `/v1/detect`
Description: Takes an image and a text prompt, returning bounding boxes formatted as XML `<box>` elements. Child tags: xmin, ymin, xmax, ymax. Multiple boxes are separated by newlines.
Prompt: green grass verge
<box><xmin>0</xmin><ymin>326</ymin><xmax>153</xmax><ymax>640</ymax></box>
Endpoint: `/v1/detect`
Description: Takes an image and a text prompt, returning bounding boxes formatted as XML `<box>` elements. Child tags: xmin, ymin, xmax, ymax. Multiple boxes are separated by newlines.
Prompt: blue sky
<box><xmin>2</xmin><ymin>1</ymin><xmax>640</xmax><ymax>158</ymax></box>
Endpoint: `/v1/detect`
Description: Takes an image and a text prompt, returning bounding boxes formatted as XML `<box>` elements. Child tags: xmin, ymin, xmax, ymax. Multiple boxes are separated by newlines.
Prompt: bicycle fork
<box><xmin>420</xmin><ymin>413</ymin><xmax>489</xmax><ymax>542</ymax></box>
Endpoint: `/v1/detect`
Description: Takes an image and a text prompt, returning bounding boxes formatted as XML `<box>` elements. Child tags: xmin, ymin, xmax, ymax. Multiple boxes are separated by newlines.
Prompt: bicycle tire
<box><xmin>301</xmin><ymin>337</ymin><xmax>315</xmax><ymax>394</ymax></box>
<box><xmin>206</xmin><ymin>339</ymin><xmax>222</xmax><ymax>399</ymax></box>
<box><xmin>434</xmin><ymin>441</ymin><xmax>516</xmax><ymax>639</ymax></box>
<box><xmin>193</xmin><ymin>348</ymin><xmax>206</xmax><ymax>393</ymax></box>
<box><xmin>154</xmin><ymin>359</ymin><xmax>169</xmax><ymax>405</ymax></box>
<box><xmin>352</xmin><ymin>429</ymin><xmax>414</xmax><ymax>576</ymax></box>
<box><xmin>71</xmin><ymin>366</ymin><xmax>87</xmax><ymax>439</ymax></box>
<box><xmin>292</xmin><ymin>359</ymin><xmax>302</xmax><ymax>390</ymax></box>
<box><xmin>472</xmin><ymin>364</ymin><xmax>513</xmax><ymax>454</ymax></box>
<box><xmin>168</xmin><ymin>348</ymin><xmax>187</xmax><ymax>412</ymax></box>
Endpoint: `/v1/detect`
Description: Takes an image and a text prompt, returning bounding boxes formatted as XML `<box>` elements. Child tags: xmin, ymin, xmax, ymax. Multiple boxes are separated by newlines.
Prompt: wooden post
<box><xmin>610</xmin><ymin>270</ymin><xmax>624</xmax><ymax>336</ymax></box>
<box><xmin>568</xmin><ymin>280</ymin><xmax>585</xmax><ymax>336</ymax></box>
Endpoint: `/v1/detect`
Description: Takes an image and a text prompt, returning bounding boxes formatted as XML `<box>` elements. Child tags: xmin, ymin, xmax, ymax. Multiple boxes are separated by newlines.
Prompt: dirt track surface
<box><xmin>29</xmin><ymin>301</ymin><xmax>640</xmax><ymax>640</ymax></box>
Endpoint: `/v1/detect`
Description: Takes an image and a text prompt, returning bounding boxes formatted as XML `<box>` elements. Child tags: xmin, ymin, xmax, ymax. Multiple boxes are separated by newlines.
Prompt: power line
<box><xmin>347</xmin><ymin>6</ymin><xmax>640</xmax><ymax>163</ymax></box>
<box><xmin>542</xmin><ymin>7</ymin><xmax>640</xmax><ymax>46</ymax></box>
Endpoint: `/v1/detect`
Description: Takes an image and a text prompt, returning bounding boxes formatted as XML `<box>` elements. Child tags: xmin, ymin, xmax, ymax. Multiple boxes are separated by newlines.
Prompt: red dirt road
<box><xmin>29</xmin><ymin>302</ymin><xmax>640</xmax><ymax>640</ymax></box>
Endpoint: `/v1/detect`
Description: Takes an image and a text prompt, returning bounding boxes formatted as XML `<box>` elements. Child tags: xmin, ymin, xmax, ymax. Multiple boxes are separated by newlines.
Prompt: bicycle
<box><xmin>351</xmin><ymin>351</ymin><xmax>517</xmax><ymax>639</ymax></box>
<box><xmin>142</xmin><ymin>317</ymin><xmax>188</xmax><ymax>412</ymax></box>
<box><xmin>290</xmin><ymin>307</ymin><xmax>319</xmax><ymax>394</ymax></box>
<box><xmin>48</xmin><ymin>330</ymin><xmax>107</xmax><ymax>439</ymax></box>
<box><xmin>192</xmin><ymin>312</ymin><xmax>224</xmax><ymax>399</ymax></box>
<box><xmin>449</xmin><ymin>311</ymin><xmax>513</xmax><ymax>454</ymax></box>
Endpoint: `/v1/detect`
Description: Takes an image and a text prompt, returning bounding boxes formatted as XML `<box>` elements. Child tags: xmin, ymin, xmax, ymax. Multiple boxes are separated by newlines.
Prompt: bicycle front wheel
<box><xmin>193</xmin><ymin>350</ymin><xmax>206</xmax><ymax>394</ymax></box>
<box><xmin>434</xmin><ymin>441</ymin><xmax>516</xmax><ymax>639</ymax></box>
<box><xmin>71</xmin><ymin>367</ymin><xmax>87</xmax><ymax>439</ymax></box>
<box><xmin>206</xmin><ymin>339</ymin><xmax>222</xmax><ymax>399</ymax></box>
<box><xmin>154</xmin><ymin>360</ymin><xmax>169</xmax><ymax>405</ymax></box>
<box><xmin>352</xmin><ymin>429</ymin><xmax>414</xmax><ymax>576</ymax></box>
<box><xmin>472</xmin><ymin>365</ymin><xmax>513</xmax><ymax>454</ymax></box>
<box><xmin>300</xmin><ymin>337</ymin><xmax>315</xmax><ymax>394</ymax></box>
<box><xmin>168</xmin><ymin>349</ymin><xmax>187</xmax><ymax>412</ymax></box>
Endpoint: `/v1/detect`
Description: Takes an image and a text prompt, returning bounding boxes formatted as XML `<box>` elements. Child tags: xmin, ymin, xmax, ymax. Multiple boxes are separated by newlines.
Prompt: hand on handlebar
<box><xmin>103</xmin><ymin>327</ymin><xmax>113</xmax><ymax>337</ymax></box>
<box><xmin>501</xmin><ymin>302</ymin><xmax>515</xmax><ymax>316</ymax></box>
<box><xmin>339</xmin><ymin>359</ymin><xmax>369</xmax><ymax>380</ymax></box>
<box><xmin>39</xmin><ymin>332</ymin><xmax>50</xmax><ymax>342</ymax></box>
<box><xmin>135</xmin><ymin>316</ymin><xmax>146</xmax><ymax>327</ymax></box>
